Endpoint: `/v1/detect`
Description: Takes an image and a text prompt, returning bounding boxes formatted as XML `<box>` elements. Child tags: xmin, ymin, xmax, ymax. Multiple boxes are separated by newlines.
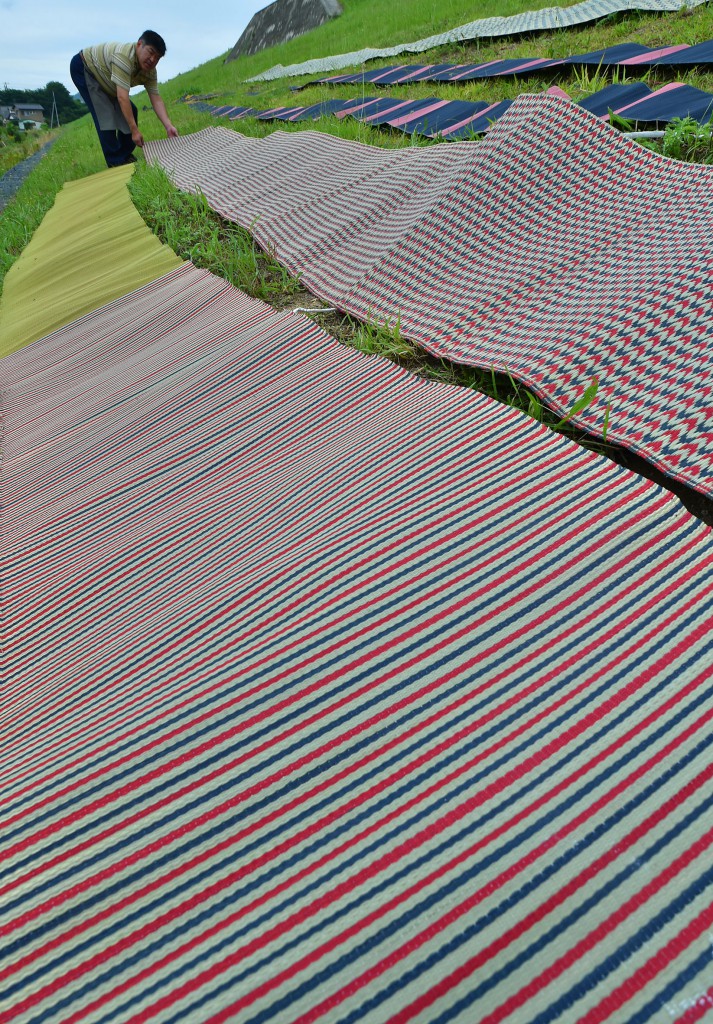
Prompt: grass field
<box><xmin>1</xmin><ymin>0</ymin><xmax>712</xmax><ymax>522</ymax></box>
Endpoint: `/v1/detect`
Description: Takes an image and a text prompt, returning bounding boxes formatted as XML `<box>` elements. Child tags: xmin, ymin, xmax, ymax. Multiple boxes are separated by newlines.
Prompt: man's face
<box><xmin>136</xmin><ymin>40</ymin><xmax>162</xmax><ymax>72</ymax></box>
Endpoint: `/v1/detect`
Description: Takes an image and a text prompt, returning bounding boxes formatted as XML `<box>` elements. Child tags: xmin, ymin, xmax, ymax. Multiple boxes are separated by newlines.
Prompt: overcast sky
<box><xmin>0</xmin><ymin>0</ymin><xmax>268</xmax><ymax>91</ymax></box>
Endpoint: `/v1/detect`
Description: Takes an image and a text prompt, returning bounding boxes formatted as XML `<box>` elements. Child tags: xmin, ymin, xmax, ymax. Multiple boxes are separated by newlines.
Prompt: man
<box><xmin>70</xmin><ymin>31</ymin><xmax>178</xmax><ymax>168</ymax></box>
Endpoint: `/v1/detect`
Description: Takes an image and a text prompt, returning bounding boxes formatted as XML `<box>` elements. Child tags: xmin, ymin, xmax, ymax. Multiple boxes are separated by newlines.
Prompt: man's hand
<box><xmin>149</xmin><ymin>93</ymin><xmax>179</xmax><ymax>139</ymax></box>
<box><xmin>132</xmin><ymin>126</ymin><xmax>145</xmax><ymax>148</ymax></box>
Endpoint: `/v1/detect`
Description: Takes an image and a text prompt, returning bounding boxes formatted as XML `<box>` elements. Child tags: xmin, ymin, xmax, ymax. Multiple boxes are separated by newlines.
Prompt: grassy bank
<box><xmin>0</xmin><ymin>127</ymin><xmax>54</xmax><ymax>176</ymax></box>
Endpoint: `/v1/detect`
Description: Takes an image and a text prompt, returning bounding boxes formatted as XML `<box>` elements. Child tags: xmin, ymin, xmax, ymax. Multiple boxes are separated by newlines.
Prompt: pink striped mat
<box><xmin>146</xmin><ymin>93</ymin><xmax>713</xmax><ymax>499</ymax></box>
<box><xmin>2</xmin><ymin>262</ymin><xmax>712</xmax><ymax>1023</ymax></box>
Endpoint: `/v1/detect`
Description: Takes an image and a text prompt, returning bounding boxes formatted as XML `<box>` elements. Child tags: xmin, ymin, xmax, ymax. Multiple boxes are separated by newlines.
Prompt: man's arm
<box><xmin>116</xmin><ymin>86</ymin><xmax>144</xmax><ymax>147</ymax></box>
<box><xmin>149</xmin><ymin>92</ymin><xmax>179</xmax><ymax>138</ymax></box>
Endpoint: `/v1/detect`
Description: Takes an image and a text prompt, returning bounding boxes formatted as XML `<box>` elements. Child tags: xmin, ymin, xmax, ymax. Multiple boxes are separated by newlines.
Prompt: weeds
<box><xmin>661</xmin><ymin>115</ymin><xmax>713</xmax><ymax>163</ymax></box>
<box><xmin>127</xmin><ymin>162</ymin><xmax>304</xmax><ymax>303</ymax></box>
<box><xmin>570</xmin><ymin>60</ymin><xmax>631</xmax><ymax>97</ymax></box>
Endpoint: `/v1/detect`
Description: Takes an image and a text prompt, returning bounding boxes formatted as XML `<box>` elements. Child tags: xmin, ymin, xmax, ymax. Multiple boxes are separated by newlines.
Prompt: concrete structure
<box><xmin>225</xmin><ymin>0</ymin><xmax>342</xmax><ymax>61</ymax></box>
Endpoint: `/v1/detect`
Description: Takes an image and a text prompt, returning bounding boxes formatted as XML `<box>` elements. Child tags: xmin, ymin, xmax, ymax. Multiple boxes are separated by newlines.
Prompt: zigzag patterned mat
<box><xmin>2</xmin><ymin>261</ymin><xmax>712</xmax><ymax>1022</ymax></box>
<box><xmin>248</xmin><ymin>0</ymin><xmax>709</xmax><ymax>80</ymax></box>
<box><xmin>296</xmin><ymin>39</ymin><xmax>713</xmax><ymax>88</ymax></box>
<box><xmin>147</xmin><ymin>94</ymin><xmax>713</xmax><ymax>497</ymax></box>
<box><xmin>193</xmin><ymin>80</ymin><xmax>713</xmax><ymax>137</ymax></box>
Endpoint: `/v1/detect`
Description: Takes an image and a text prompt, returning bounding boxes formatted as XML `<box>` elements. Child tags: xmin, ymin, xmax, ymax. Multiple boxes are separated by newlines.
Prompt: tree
<box><xmin>0</xmin><ymin>81</ymin><xmax>87</xmax><ymax>125</ymax></box>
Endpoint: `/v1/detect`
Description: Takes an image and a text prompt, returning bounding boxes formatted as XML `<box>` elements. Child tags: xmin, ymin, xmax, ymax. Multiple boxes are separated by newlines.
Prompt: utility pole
<box><xmin>50</xmin><ymin>91</ymin><xmax>60</xmax><ymax>129</ymax></box>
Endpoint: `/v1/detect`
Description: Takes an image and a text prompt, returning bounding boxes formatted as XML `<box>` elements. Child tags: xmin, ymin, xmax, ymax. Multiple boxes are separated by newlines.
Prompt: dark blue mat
<box><xmin>611</xmin><ymin>83</ymin><xmax>713</xmax><ymax>124</ymax></box>
<box><xmin>192</xmin><ymin>81</ymin><xmax>713</xmax><ymax>136</ymax></box>
<box><xmin>577</xmin><ymin>82</ymin><xmax>654</xmax><ymax>118</ymax></box>
<box><xmin>296</xmin><ymin>40</ymin><xmax>713</xmax><ymax>88</ymax></box>
<box><xmin>421</xmin><ymin>100</ymin><xmax>516</xmax><ymax>138</ymax></box>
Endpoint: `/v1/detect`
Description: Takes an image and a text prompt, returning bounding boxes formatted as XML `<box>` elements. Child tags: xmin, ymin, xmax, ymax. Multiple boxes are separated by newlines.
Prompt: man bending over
<box><xmin>70</xmin><ymin>31</ymin><xmax>178</xmax><ymax>167</ymax></box>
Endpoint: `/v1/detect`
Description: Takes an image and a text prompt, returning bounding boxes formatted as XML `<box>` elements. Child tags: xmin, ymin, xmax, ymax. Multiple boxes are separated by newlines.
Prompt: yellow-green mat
<box><xmin>0</xmin><ymin>164</ymin><xmax>182</xmax><ymax>358</ymax></box>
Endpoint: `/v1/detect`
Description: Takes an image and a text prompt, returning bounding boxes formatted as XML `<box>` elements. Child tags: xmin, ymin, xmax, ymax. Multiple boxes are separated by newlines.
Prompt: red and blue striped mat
<box><xmin>2</xmin><ymin>262</ymin><xmax>712</xmax><ymax>1022</ymax></box>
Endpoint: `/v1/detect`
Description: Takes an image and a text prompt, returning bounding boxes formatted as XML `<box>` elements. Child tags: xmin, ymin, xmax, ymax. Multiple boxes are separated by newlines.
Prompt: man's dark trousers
<box><xmin>70</xmin><ymin>53</ymin><xmax>137</xmax><ymax>167</ymax></box>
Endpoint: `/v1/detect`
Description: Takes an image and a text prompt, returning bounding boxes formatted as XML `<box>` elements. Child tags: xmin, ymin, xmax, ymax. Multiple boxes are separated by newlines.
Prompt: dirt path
<box><xmin>0</xmin><ymin>138</ymin><xmax>57</xmax><ymax>212</ymax></box>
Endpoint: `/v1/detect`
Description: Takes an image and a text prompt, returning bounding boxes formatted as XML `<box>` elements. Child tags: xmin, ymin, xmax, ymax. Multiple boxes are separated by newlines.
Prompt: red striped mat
<box><xmin>2</xmin><ymin>263</ymin><xmax>712</xmax><ymax>1023</ymax></box>
<box><xmin>146</xmin><ymin>94</ymin><xmax>713</xmax><ymax>498</ymax></box>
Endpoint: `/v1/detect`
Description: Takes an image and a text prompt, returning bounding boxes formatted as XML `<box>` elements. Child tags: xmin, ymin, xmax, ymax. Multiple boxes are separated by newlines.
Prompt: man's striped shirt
<box><xmin>82</xmin><ymin>42</ymin><xmax>159</xmax><ymax>97</ymax></box>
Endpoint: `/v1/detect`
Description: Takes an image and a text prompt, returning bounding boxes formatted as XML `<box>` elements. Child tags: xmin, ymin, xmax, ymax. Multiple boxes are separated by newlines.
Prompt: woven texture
<box><xmin>248</xmin><ymin>0</ymin><xmax>708</xmax><ymax>80</ymax></box>
<box><xmin>2</xmin><ymin>262</ymin><xmax>712</xmax><ymax>1023</ymax></box>
<box><xmin>193</xmin><ymin>79</ymin><xmax>713</xmax><ymax>137</ymax></box>
<box><xmin>146</xmin><ymin>94</ymin><xmax>713</xmax><ymax>497</ymax></box>
<box><xmin>0</xmin><ymin>164</ymin><xmax>182</xmax><ymax>358</ymax></box>
<box><xmin>297</xmin><ymin>40</ymin><xmax>713</xmax><ymax>88</ymax></box>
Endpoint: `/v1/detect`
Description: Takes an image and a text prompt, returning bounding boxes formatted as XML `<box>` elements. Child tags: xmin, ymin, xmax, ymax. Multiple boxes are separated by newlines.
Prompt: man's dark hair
<box><xmin>140</xmin><ymin>30</ymin><xmax>167</xmax><ymax>56</ymax></box>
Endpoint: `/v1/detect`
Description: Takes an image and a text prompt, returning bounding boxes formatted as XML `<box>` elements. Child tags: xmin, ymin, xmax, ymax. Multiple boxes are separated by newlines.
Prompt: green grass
<box><xmin>2</xmin><ymin>0</ymin><xmax>713</xmax><ymax>520</ymax></box>
<box><xmin>127</xmin><ymin>162</ymin><xmax>306</xmax><ymax>303</ymax></box>
<box><xmin>0</xmin><ymin>127</ymin><xmax>48</xmax><ymax>176</ymax></box>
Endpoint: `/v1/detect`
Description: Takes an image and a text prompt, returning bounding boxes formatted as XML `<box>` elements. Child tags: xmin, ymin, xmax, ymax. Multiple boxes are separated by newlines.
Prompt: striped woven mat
<box><xmin>194</xmin><ymin>80</ymin><xmax>713</xmax><ymax>136</ymax></box>
<box><xmin>248</xmin><ymin>0</ymin><xmax>709</xmax><ymax>81</ymax></box>
<box><xmin>296</xmin><ymin>40</ymin><xmax>713</xmax><ymax>88</ymax></box>
<box><xmin>2</xmin><ymin>262</ymin><xmax>712</xmax><ymax>1022</ymax></box>
<box><xmin>146</xmin><ymin>94</ymin><xmax>713</xmax><ymax>497</ymax></box>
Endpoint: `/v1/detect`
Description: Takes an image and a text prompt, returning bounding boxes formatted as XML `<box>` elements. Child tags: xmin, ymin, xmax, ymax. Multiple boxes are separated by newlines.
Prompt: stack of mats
<box><xmin>247</xmin><ymin>0</ymin><xmax>710</xmax><ymax>80</ymax></box>
<box><xmin>146</xmin><ymin>93</ymin><xmax>713</xmax><ymax>498</ymax></box>
<box><xmin>2</xmin><ymin>165</ymin><xmax>713</xmax><ymax>1020</ymax></box>
<box><xmin>194</xmin><ymin>80</ymin><xmax>713</xmax><ymax>137</ymax></box>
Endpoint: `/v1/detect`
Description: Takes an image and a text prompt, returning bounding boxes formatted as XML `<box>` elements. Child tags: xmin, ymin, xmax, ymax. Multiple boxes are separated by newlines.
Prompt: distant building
<box><xmin>16</xmin><ymin>103</ymin><xmax>45</xmax><ymax>123</ymax></box>
<box><xmin>1</xmin><ymin>102</ymin><xmax>45</xmax><ymax>124</ymax></box>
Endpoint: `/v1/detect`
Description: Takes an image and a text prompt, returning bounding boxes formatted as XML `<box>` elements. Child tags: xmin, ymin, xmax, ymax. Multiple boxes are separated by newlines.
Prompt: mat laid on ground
<box><xmin>2</xmin><ymin>260</ymin><xmax>712</xmax><ymax>1022</ymax></box>
<box><xmin>589</xmin><ymin>80</ymin><xmax>713</xmax><ymax>124</ymax></box>
<box><xmin>0</xmin><ymin>164</ymin><xmax>182</xmax><ymax>358</ymax></box>
<box><xmin>146</xmin><ymin>93</ymin><xmax>713</xmax><ymax>496</ymax></box>
<box><xmin>296</xmin><ymin>39</ymin><xmax>713</xmax><ymax>88</ymax></box>
<box><xmin>247</xmin><ymin>0</ymin><xmax>709</xmax><ymax>81</ymax></box>
<box><xmin>193</xmin><ymin>81</ymin><xmax>713</xmax><ymax>138</ymax></box>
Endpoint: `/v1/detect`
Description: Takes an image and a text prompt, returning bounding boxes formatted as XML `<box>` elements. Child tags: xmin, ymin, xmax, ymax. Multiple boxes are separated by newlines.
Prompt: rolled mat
<box><xmin>0</xmin><ymin>163</ymin><xmax>182</xmax><ymax>358</ymax></box>
<box><xmin>1</xmin><ymin>262</ymin><xmax>712</xmax><ymax>1022</ymax></box>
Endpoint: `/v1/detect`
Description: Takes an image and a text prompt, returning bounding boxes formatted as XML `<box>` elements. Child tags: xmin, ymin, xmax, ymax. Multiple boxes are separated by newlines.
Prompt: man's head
<box><xmin>136</xmin><ymin>30</ymin><xmax>166</xmax><ymax>72</ymax></box>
